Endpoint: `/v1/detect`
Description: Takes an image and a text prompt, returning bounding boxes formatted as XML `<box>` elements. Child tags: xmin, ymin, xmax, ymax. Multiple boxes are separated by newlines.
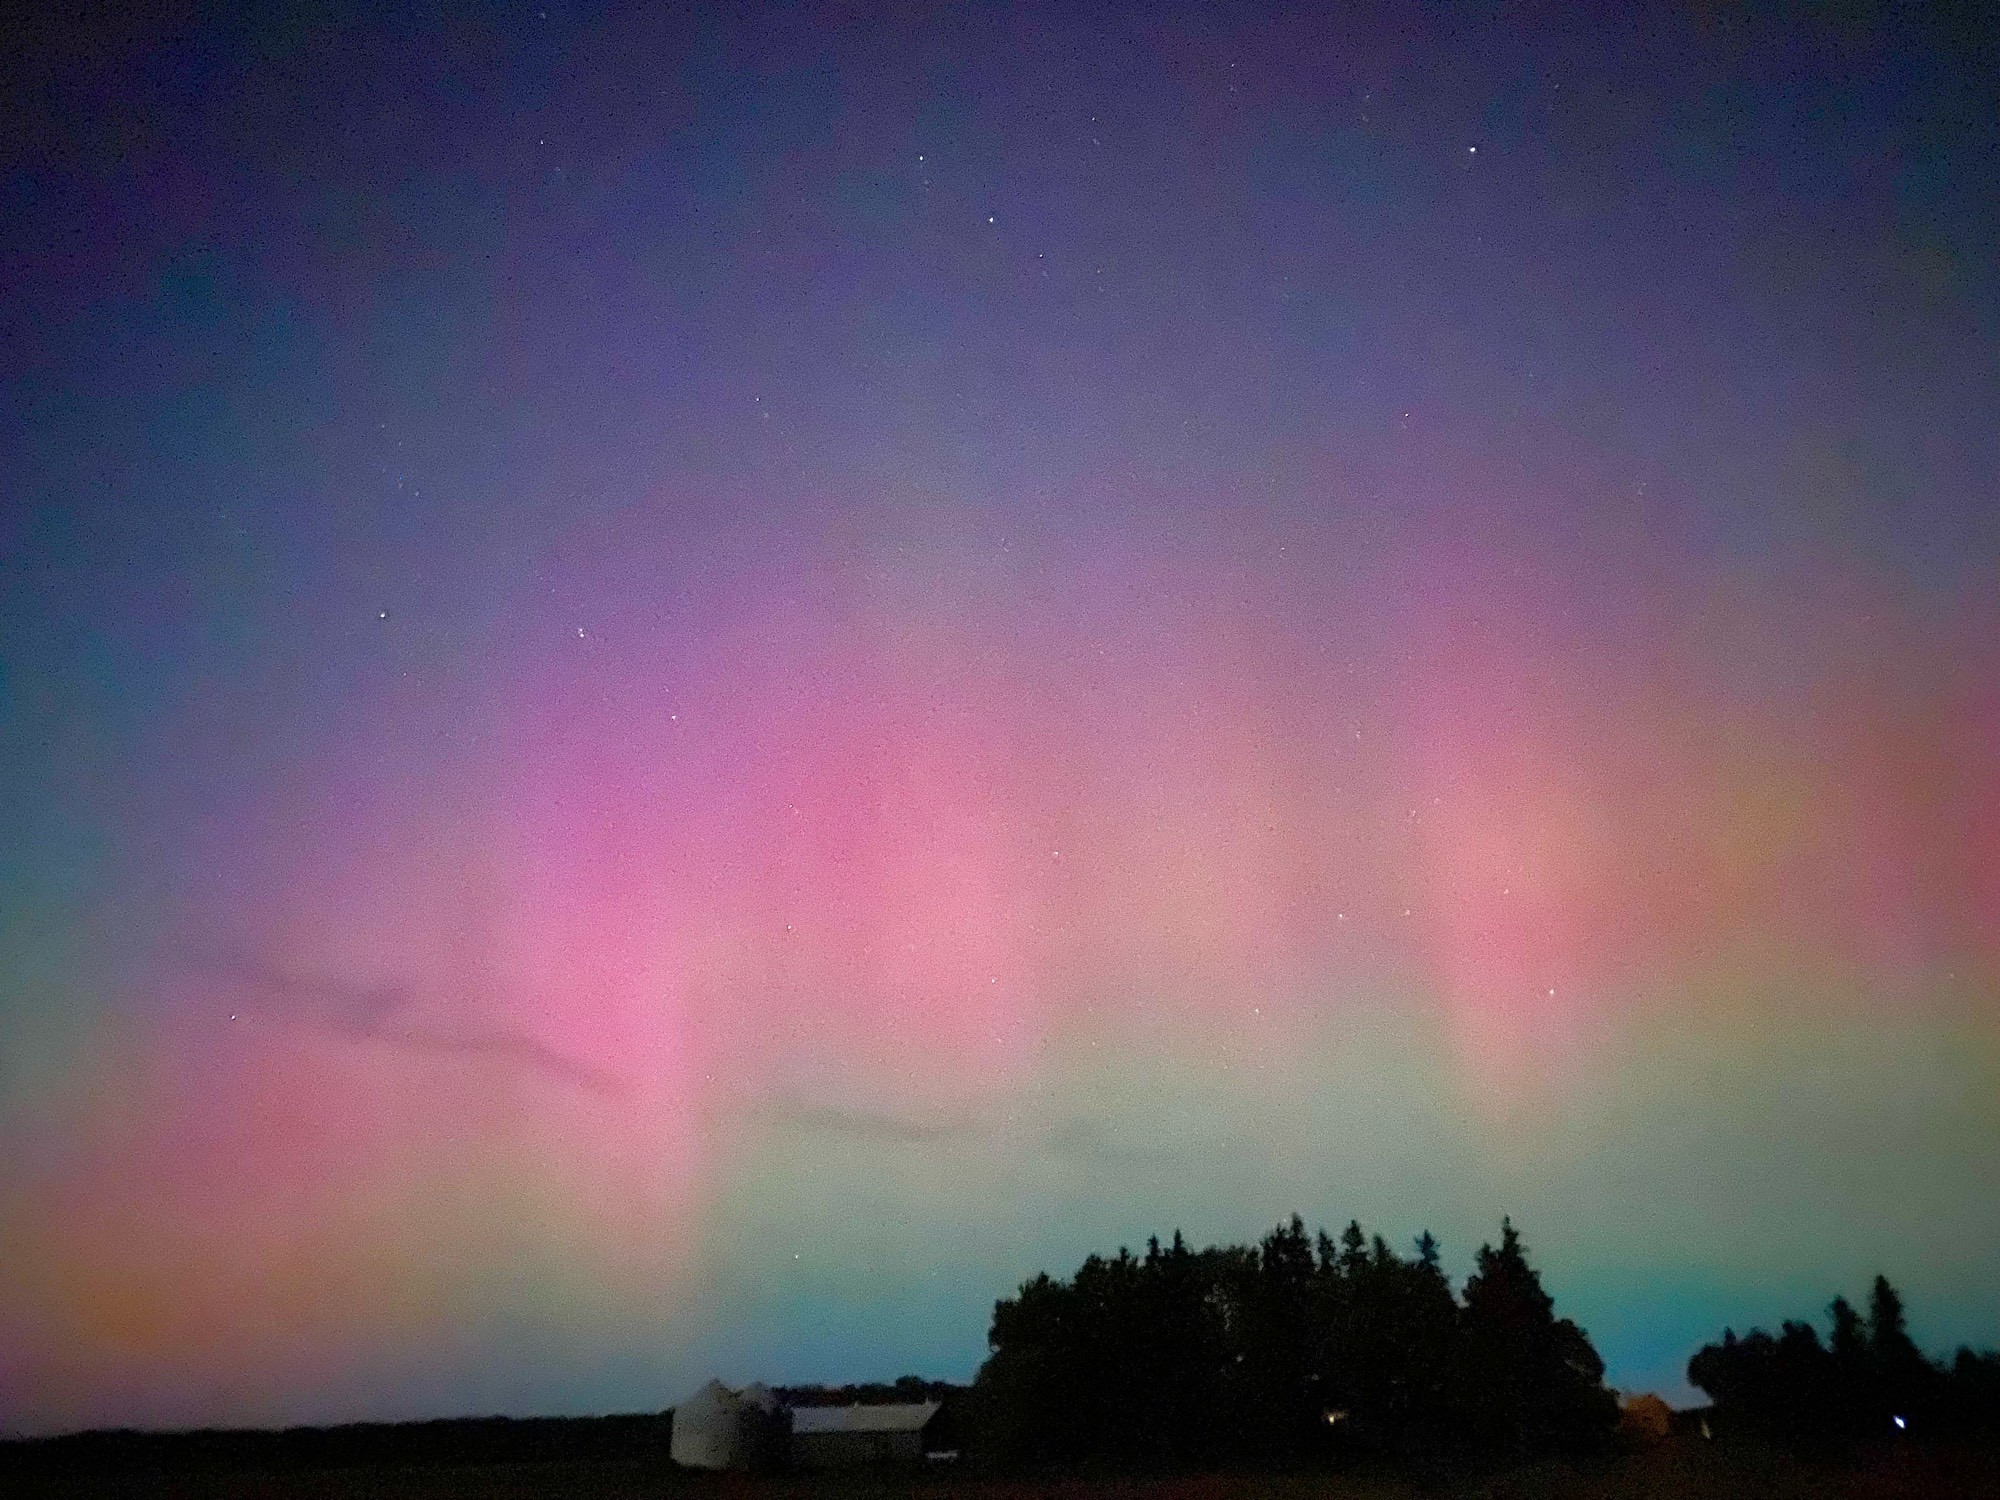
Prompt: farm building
<box><xmin>1618</xmin><ymin>1391</ymin><xmax>1675</xmax><ymax>1441</ymax></box>
<box><xmin>789</xmin><ymin>1401</ymin><xmax>945</xmax><ymax>1467</ymax></box>
<box><xmin>669</xmin><ymin>1380</ymin><xmax>788</xmax><ymax>1470</ymax></box>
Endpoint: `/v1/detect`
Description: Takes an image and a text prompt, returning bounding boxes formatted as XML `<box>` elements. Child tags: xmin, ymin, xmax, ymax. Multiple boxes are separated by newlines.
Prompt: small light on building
<box><xmin>1323</xmin><ymin>1409</ymin><xmax>1349</xmax><ymax>1427</ymax></box>
<box><xmin>1893</xmin><ymin>1415</ymin><xmax>1907</xmax><ymax>1430</ymax></box>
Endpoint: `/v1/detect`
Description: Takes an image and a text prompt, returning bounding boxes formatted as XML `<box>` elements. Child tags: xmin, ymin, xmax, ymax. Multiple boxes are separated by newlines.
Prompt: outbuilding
<box><xmin>789</xmin><ymin>1401</ymin><xmax>945</xmax><ymax>1467</ymax></box>
<box><xmin>670</xmin><ymin>1380</ymin><xmax>788</xmax><ymax>1470</ymax></box>
<box><xmin>1618</xmin><ymin>1391</ymin><xmax>1674</xmax><ymax>1441</ymax></box>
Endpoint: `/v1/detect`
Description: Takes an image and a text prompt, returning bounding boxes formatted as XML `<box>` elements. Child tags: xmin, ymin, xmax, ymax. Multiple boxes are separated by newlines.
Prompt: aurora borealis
<box><xmin>3</xmin><ymin>1</ymin><xmax>1996</xmax><ymax>1437</ymax></box>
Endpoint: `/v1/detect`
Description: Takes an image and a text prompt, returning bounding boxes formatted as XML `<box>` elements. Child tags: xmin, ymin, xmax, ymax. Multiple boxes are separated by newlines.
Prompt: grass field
<box><xmin>14</xmin><ymin>1441</ymin><xmax>2000</xmax><ymax>1500</ymax></box>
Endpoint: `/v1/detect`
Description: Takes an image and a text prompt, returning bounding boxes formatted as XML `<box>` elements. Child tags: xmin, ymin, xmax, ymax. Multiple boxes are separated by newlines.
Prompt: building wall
<box><xmin>670</xmin><ymin>1391</ymin><xmax>744</xmax><ymax>1470</ymax></box>
<box><xmin>791</xmin><ymin>1427</ymin><xmax>927</xmax><ymax>1467</ymax></box>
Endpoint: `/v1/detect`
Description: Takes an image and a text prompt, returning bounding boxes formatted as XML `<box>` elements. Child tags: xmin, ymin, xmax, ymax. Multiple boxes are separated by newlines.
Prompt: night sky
<box><xmin>4</xmin><ymin>1</ymin><xmax>1997</xmax><ymax>1437</ymax></box>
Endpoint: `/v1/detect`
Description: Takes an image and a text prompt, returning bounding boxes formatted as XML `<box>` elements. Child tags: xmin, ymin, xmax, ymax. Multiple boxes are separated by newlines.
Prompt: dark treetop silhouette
<box><xmin>1688</xmin><ymin>1274</ymin><xmax>2000</xmax><ymax>1448</ymax></box>
<box><xmin>973</xmin><ymin>1214</ymin><xmax>1616</xmax><ymax>1465</ymax></box>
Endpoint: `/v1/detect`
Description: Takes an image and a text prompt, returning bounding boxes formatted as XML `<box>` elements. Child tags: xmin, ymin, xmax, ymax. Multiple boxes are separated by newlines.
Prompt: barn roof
<box><xmin>790</xmin><ymin>1401</ymin><xmax>941</xmax><ymax>1435</ymax></box>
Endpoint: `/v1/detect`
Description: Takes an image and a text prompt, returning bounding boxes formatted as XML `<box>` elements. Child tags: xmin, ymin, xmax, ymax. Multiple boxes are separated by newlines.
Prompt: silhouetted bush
<box><xmin>973</xmin><ymin>1213</ymin><xmax>1615</xmax><ymax>1465</ymax></box>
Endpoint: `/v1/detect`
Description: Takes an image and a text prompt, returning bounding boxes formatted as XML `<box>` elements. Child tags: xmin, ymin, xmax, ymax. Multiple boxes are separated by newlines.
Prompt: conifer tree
<box><xmin>1458</xmin><ymin>1218</ymin><xmax>1617</xmax><ymax>1452</ymax></box>
<box><xmin>976</xmin><ymin>1212</ymin><xmax>1617</xmax><ymax>1464</ymax></box>
<box><xmin>1867</xmin><ymin>1276</ymin><xmax>1939</xmax><ymax>1428</ymax></box>
<box><xmin>1686</xmin><ymin>1274</ymin><xmax>1983</xmax><ymax>1446</ymax></box>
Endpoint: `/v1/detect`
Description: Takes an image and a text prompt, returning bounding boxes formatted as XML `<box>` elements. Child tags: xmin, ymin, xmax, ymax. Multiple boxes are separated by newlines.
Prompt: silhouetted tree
<box><xmin>1235</xmin><ymin>1216</ymin><xmax>1321</xmax><ymax>1455</ymax></box>
<box><xmin>1866</xmin><ymin>1274</ymin><xmax>1942</xmax><ymax>1428</ymax></box>
<box><xmin>1457</xmin><ymin>1217</ymin><xmax>1618</xmax><ymax>1453</ymax></box>
<box><xmin>1944</xmin><ymin>1348</ymin><xmax>2000</xmax><ymax>1438</ymax></box>
<box><xmin>1824</xmin><ymin>1294</ymin><xmax>1870</xmax><ymax>1433</ymax></box>
<box><xmin>974</xmin><ymin>1212</ymin><xmax>1616</xmax><ymax>1467</ymax></box>
<box><xmin>1136</xmin><ymin>1231</ymin><xmax>1229</xmax><ymax>1463</ymax></box>
<box><xmin>1688</xmin><ymin>1276</ymin><xmax>1993</xmax><ymax>1448</ymax></box>
<box><xmin>1313</xmin><ymin>1226</ymin><xmax>1461</xmax><ymax>1454</ymax></box>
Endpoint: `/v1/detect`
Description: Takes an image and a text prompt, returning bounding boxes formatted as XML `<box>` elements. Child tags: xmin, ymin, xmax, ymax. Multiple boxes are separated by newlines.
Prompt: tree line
<box><xmin>1688</xmin><ymin>1274</ymin><xmax>2000</xmax><ymax>1447</ymax></box>
<box><xmin>970</xmin><ymin>1214</ymin><xmax>1616</xmax><ymax>1465</ymax></box>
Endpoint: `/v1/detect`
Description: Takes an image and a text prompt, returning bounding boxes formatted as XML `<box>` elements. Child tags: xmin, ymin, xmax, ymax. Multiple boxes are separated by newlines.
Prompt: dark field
<box><xmin>13</xmin><ymin>1444</ymin><xmax>2000</xmax><ymax>1500</ymax></box>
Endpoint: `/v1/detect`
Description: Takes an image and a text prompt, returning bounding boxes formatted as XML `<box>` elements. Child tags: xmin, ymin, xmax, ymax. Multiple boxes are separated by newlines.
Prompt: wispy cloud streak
<box><xmin>184</xmin><ymin>950</ymin><xmax>626</xmax><ymax>1096</ymax></box>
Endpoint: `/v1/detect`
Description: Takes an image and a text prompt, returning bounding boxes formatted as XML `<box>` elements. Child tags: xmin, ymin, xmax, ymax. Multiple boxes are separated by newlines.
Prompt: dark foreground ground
<box><xmin>11</xmin><ymin>1442</ymin><xmax>2000</xmax><ymax>1500</ymax></box>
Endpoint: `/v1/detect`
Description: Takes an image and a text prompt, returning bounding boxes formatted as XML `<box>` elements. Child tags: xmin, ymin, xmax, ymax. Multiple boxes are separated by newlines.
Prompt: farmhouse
<box><xmin>789</xmin><ymin>1400</ymin><xmax>945</xmax><ymax>1467</ymax></box>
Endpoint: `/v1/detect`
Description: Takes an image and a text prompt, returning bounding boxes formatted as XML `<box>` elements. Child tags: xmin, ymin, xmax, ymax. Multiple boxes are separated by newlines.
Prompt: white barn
<box><xmin>670</xmin><ymin>1380</ymin><xmax>787</xmax><ymax>1470</ymax></box>
<box><xmin>789</xmin><ymin>1401</ymin><xmax>945</xmax><ymax>1467</ymax></box>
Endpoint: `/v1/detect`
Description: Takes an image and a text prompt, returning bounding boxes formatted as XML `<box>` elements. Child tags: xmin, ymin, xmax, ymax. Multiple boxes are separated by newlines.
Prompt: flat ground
<box><xmin>14</xmin><ymin>1442</ymin><xmax>2000</xmax><ymax>1500</ymax></box>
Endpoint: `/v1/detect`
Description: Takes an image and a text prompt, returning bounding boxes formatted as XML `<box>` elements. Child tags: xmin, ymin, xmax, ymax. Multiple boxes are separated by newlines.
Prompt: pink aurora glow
<box><xmin>5</xmin><ymin>507</ymin><xmax>1995</xmax><ymax>1424</ymax></box>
